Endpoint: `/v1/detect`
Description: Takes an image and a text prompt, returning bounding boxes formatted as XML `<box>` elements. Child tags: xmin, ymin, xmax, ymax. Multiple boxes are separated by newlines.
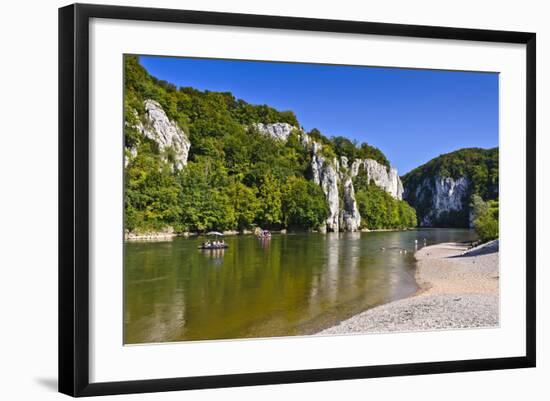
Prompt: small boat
<box><xmin>256</xmin><ymin>229</ymin><xmax>271</xmax><ymax>239</ymax></box>
<box><xmin>198</xmin><ymin>231</ymin><xmax>228</xmax><ymax>250</ymax></box>
<box><xmin>198</xmin><ymin>243</ymin><xmax>229</xmax><ymax>250</ymax></box>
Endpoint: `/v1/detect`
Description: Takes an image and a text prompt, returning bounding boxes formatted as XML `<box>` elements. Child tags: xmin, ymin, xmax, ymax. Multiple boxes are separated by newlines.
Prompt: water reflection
<box><xmin>258</xmin><ymin>237</ymin><xmax>271</xmax><ymax>250</ymax></box>
<box><xmin>124</xmin><ymin>228</ymin><xmax>477</xmax><ymax>344</ymax></box>
<box><xmin>198</xmin><ymin>248</ymin><xmax>226</xmax><ymax>266</ymax></box>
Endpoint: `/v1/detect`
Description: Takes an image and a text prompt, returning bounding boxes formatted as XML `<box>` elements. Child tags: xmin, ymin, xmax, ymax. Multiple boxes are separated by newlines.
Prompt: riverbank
<box><xmin>360</xmin><ymin>227</ymin><xmax>415</xmax><ymax>233</ymax></box>
<box><xmin>318</xmin><ymin>240</ymin><xmax>499</xmax><ymax>335</ymax></box>
<box><xmin>124</xmin><ymin>226</ymin><xmax>415</xmax><ymax>241</ymax></box>
<box><xmin>125</xmin><ymin>228</ymin><xmax>289</xmax><ymax>241</ymax></box>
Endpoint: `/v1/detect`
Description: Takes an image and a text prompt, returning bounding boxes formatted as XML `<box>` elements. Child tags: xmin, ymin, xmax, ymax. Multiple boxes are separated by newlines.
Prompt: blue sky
<box><xmin>140</xmin><ymin>55</ymin><xmax>498</xmax><ymax>175</ymax></box>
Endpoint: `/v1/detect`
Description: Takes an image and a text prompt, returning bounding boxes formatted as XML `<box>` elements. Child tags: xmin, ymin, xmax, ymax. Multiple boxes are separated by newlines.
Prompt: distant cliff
<box><xmin>401</xmin><ymin>148</ymin><xmax>498</xmax><ymax>227</ymax></box>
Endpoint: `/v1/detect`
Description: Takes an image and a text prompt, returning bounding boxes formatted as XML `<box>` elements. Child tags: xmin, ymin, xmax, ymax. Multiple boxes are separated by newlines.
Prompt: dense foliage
<box><xmin>353</xmin><ymin>169</ymin><xmax>417</xmax><ymax>229</ymax></box>
<box><xmin>470</xmin><ymin>195</ymin><xmax>499</xmax><ymax>242</ymax></box>
<box><xmin>124</xmin><ymin>55</ymin><xmax>325</xmax><ymax>232</ymax></box>
<box><xmin>125</xmin><ymin>142</ymin><xmax>181</xmax><ymax>231</ymax></box>
<box><xmin>401</xmin><ymin>147</ymin><xmax>498</xmax><ymax>228</ymax></box>
<box><xmin>124</xmin><ymin>55</ymin><xmax>414</xmax><ymax>233</ymax></box>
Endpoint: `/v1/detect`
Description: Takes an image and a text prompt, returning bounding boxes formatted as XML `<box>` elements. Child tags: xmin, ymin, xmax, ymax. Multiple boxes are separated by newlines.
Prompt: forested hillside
<box><xmin>402</xmin><ymin>147</ymin><xmax>498</xmax><ymax>229</ymax></box>
<box><xmin>124</xmin><ymin>55</ymin><xmax>416</xmax><ymax>234</ymax></box>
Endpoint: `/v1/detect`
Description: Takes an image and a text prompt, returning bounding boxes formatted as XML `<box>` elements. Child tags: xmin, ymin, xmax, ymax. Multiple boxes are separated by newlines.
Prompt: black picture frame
<box><xmin>59</xmin><ymin>3</ymin><xmax>536</xmax><ymax>397</ymax></box>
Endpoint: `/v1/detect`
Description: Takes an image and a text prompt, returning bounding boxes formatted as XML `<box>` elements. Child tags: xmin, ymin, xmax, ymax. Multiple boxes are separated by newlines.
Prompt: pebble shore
<box><xmin>318</xmin><ymin>240</ymin><xmax>499</xmax><ymax>335</ymax></box>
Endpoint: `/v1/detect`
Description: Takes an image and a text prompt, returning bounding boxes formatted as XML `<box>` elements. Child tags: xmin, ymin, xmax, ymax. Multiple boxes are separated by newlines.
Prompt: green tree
<box><xmin>472</xmin><ymin>196</ymin><xmax>499</xmax><ymax>242</ymax></box>
<box><xmin>470</xmin><ymin>194</ymin><xmax>488</xmax><ymax>222</ymax></box>
<box><xmin>178</xmin><ymin>159</ymin><xmax>234</xmax><ymax>231</ymax></box>
<box><xmin>226</xmin><ymin>180</ymin><xmax>260</xmax><ymax>230</ymax></box>
<box><xmin>282</xmin><ymin>176</ymin><xmax>328</xmax><ymax>229</ymax></box>
<box><xmin>355</xmin><ymin>183</ymin><xmax>416</xmax><ymax>229</ymax></box>
<box><xmin>331</xmin><ymin>136</ymin><xmax>390</xmax><ymax>169</ymax></box>
<box><xmin>256</xmin><ymin>173</ymin><xmax>283</xmax><ymax>227</ymax></box>
<box><xmin>124</xmin><ymin>142</ymin><xmax>181</xmax><ymax>231</ymax></box>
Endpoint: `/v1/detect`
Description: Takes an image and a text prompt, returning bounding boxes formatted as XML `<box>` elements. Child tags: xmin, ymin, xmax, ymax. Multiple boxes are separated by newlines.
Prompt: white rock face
<box><xmin>433</xmin><ymin>176</ymin><xmax>469</xmax><ymax>212</ymax></box>
<box><xmin>300</xmin><ymin>133</ymin><xmax>311</xmax><ymax>147</ymax></box>
<box><xmin>340</xmin><ymin>177</ymin><xmax>361</xmax><ymax>231</ymax></box>
<box><xmin>340</xmin><ymin>156</ymin><xmax>349</xmax><ymax>170</ymax></box>
<box><xmin>137</xmin><ymin>100</ymin><xmax>191</xmax><ymax>170</ymax></box>
<box><xmin>311</xmin><ymin>141</ymin><xmax>324</xmax><ymax>186</ymax></box>
<box><xmin>310</xmin><ymin>144</ymin><xmax>340</xmax><ymax>232</ymax></box>
<box><xmin>305</xmin><ymin>133</ymin><xmax>405</xmax><ymax>231</ymax></box>
<box><xmin>255</xmin><ymin>123</ymin><xmax>295</xmax><ymax>141</ymax></box>
<box><xmin>322</xmin><ymin>164</ymin><xmax>341</xmax><ymax>232</ymax></box>
<box><xmin>415</xmin><ymin>175</ymin><xmax>470</xmax><ymax>226</ymax></box>
<box><xmin>252</xmin><ymin>123</ymin><xmax>404</xmax><ymax>231</ymax></box>
<box><xmin>124</xmin><ymin>147</ymin><xmax>138</xmax><ymax>168</ymax></box>
<box><xmin>352</xmin><ymin>159</ymin><xmax>404</xmax><ymax>200</ymax></box>
<box><xmin>350</xmin><ymin>159</ymin><xmax>361</xmax><ymax>177</ymax></box>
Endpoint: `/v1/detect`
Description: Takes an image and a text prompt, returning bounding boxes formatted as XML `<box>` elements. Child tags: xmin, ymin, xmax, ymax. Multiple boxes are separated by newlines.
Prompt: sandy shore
<box><xmin>318</xmin><ymin>240</ymin><xmax>499</xmax><ymax>334</ymax></box>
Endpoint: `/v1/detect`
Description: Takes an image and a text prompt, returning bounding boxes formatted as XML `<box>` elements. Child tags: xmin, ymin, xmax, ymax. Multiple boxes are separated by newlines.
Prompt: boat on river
<box><xmin>198</xmin><ymin>243</ymin><xmax>229</xmax><ymax>250</ymax></box>
<box><xmin>256</xmin><ymin>229</ymin><xmax>271</xmax><ymax>239</ymax></box>
<box><xmin>198</xmin><ymin>231</ymin><xmax>228</xmax><ymax>250</ymax></box>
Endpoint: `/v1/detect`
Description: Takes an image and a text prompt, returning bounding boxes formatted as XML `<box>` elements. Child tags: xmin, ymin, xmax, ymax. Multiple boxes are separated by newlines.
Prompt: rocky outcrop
<box><xmin>310</xmin><ymin>142</ymin><xmax>324</xmax><ymax>186</ymax></box>
<box><xmin>310</xmin><ymin>144</ymin><xmax>341</xmax><ymax>231</ymax></box>
<box><xmin>255</xmin><ymin>123</ymin><xmax>295</xmax><ymax>141</ymax></box>
<box><xmin>340</xmin><ymin>177</ymin><xmax>361</xmax><ymax>231</ymax></box>
<box><xmin>408</xmin><ymin>175</ymin><xmax>470</xmax><ymax>226</ymax></box>
<box><xmin>402</xmin><ymin>147</ymin><xmax>498</xmax><ymax>228</ymax></box>
<box><xmin>433</xmin><ymin>176</ymin><xmax>469</xmax><ymax>215</ymax></box>
<box><xmin>200</xmin><ymin>118</ymin><xmax>402</xmax><ymax>231</ymax></box>
<box><xmin>350</xmin><ymin>159</ymin><xmax>403</xmax><ymax>199</ymax></box>
<box><xmin>308</xmin><ymin>137</ymin><xmax>403</xmax><ymax>232</ymax></box>
<box><xmin>129</xmin><ymin>100</ymin><xmax>191</xmax><ymax>170</ymax></box>
<box><xmin>124</xmin><ymin>146</ymin><xmax>138</xmax><ymax>168</ymax></box>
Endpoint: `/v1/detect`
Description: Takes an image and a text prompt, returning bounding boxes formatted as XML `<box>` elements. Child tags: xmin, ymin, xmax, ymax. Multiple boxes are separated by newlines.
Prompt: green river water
<box><xmin>124</xmin><ymin>228</ymin><xmax>477</xmax><ymax>344</ymax></box>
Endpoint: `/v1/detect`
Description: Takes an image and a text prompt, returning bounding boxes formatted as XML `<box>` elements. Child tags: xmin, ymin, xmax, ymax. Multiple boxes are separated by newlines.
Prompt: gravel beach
<box><xmin>318</xmin><ymin>240</ymin><xmax>499</xmax><ymax>335</ymax></box>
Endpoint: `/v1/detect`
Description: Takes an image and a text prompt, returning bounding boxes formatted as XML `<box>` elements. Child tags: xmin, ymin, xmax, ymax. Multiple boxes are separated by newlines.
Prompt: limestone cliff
<box><xmin>257</xmin><ymin>123</ymin><xmax>404</xmax><ymax>232</ymax></box>
<box><xmin>402</xmin><ymin>147</ymin><xmax>498</xmax><ymax>228</ymax></box>
<box><xmin>341</xmin><ymin>177</ymin><xmax>361</xmax><ymax>231</ymax></box>
<box><xmin>408</xmin><ymin>175</ymin><xmax>470</xmax><ymax>226</ymax></box>
<box><xmin>126</xmin><ymin>99</ymin><xmax>191</xmax><ymax>170</ymax></box>
<box><xmin>350</xmin><ymin>159</ymin><xmax>403</xmax><ymax>200</ymax></box>
<box><xmin>254</xmin><ymin>122</ymin><xmax>294</xmax><ymax>141</ymax></box>
<box><xmin>309</xmin><ymin>143</ymin><xmax>341</xmax><ymax>231</ymax></box>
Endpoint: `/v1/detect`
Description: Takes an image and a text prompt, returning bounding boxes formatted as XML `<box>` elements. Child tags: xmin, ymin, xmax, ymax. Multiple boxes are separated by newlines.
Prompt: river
<box><xmin>124</xmin><ymin>228</ymin><xmax>477</xmax><ymax>344</ymax></box>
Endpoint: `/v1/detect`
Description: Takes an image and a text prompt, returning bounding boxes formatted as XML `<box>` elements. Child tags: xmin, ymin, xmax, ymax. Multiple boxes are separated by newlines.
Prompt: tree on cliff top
<box><xmin>331</xmin><ymin>136</ymin><xmax>390</xmax><ymax>170</ymax></box>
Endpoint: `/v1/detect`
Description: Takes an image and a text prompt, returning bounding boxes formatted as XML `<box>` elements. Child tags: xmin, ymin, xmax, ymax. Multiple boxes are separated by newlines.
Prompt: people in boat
<box><xmin>200</xmin><ymin>238</ymin><xmax>228</xmax><ymax>249</ymax></box>
<box><xmin>258</xmin><ymin>229</ymin><xmax>271</xmax><ymax>238</ymax></box>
